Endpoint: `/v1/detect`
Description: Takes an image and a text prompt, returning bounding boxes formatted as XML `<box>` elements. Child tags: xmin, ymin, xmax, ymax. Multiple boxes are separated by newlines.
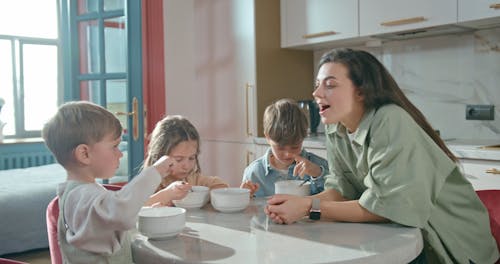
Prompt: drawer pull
<box><xmin>486</xmin><ymin>168</ymin><xmax>500</xmax><ymax>174</ymax></box>
<box><xmin>303</xmin><ymin>31</ymin><xmax>337</xmax><ymax>39</ymax></box>
<box><xmin>380</xmin><ymin>16</ymin><xmax>427</xmax><ymax>27</ymax></box>
<box><xmin>490</xmin><ymin>4</ymin><xmax>500</xmax><ymax>9</ymax></box>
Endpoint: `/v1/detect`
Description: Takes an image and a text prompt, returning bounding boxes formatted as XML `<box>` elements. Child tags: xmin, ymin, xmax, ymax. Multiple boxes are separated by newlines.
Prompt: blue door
<box><xmin>60</xmin><ymin>0</ymin><xmax>144</xmax><ymax>179</ymax></box>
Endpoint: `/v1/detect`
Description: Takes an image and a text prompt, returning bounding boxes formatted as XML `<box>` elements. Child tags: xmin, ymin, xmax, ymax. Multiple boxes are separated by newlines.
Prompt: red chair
<box><xmin>476</xmin><ymin>189</ymin><xmax>500</xmax><ymax>264</ymax></box>
<box><xmin>46</xmin><ymin>184</ymin><xmax>122</xmax><ymax>264</ymax></box>
<box><xmin>0</xmin><ymin>258</ymin><xmax>29</xmax><ymax>264</ymax></box>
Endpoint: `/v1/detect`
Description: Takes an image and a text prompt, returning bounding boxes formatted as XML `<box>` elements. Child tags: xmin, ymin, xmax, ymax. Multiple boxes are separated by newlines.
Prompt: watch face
<box><xmin>309</xmin><ymin>211</ymin><xmax>320</xmax><ymax>220</ymax></box>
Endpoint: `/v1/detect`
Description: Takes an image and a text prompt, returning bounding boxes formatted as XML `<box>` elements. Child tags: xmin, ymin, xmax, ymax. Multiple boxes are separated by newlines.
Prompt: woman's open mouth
<box><xmin>318</xmin><ymin>103</ymin><xmax>330</xmax><ymax>114</ymax></box>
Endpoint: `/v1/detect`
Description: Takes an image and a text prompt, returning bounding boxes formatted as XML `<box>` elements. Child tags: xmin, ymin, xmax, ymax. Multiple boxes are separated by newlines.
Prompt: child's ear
<box><xmin>74</xmin><ymin>144</ymin><xmax>91</xmax><ymax>165</ymax></box>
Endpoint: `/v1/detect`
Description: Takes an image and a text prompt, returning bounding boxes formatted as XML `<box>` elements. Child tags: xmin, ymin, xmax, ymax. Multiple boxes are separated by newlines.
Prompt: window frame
<box><xmin>0</xmin><ymin>34</ymin><xmax>61</xmax><ymax>139</ymax></box>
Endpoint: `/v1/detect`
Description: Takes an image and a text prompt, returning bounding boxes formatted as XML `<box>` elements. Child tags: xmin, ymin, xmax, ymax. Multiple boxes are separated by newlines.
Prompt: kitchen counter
<box><xmin>132</xmin><ymin>198</ymin><xmax>423</xmax><ymax>264</ymax></box>
<box><xmin>254</xmin><ymin>135</ymin><xmax>500</xmax><ymax>161</ymax></box>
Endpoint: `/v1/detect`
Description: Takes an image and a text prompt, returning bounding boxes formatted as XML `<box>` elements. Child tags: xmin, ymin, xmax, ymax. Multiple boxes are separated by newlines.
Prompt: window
<box><xmin>0</xmin><ymin>0</ymin><xmax>60</xmax><ymax>139</ymax></box>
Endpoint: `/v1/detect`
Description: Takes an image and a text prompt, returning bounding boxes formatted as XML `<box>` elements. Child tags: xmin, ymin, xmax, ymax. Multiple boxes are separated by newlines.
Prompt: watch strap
<box><xmin>309</xmin><ymin>198</ymin><xmax>321</xmax><ymax>220</ymax></box>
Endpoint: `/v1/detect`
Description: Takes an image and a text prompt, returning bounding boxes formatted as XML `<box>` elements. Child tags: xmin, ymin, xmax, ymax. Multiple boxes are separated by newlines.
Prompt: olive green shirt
<box><xmin>324</xmin><ymin>104</ymin><xmax>499</xmax><ymax>264</ymax></box>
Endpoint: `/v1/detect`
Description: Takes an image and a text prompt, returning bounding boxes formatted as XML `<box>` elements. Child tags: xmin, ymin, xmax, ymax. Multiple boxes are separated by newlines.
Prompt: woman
<box><xmin>265</xmin><ymin>48</ymin><xmax>499</xmax><ymax>263</ymax></box>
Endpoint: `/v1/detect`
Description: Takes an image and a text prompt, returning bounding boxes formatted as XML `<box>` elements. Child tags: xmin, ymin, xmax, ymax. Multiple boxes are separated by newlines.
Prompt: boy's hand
<box><xmin>293</xmin><ymin>156</ymin><xmax>322</xmax><ymax>178</ymax></box>
<box><xmin>240</xmin><ymin>180</ymin><xmax>259</xmax><ymax>197</ymax></box>
<box><xmin>153</xmin><ymin>155</ymin><xmax>176</xmax><ymax>178</ymax></box>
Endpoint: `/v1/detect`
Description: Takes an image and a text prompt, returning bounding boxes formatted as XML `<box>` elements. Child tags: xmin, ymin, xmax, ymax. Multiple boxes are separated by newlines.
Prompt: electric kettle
<box><xmin>298</xmin><ymin>100</ymin><xmax>320</xmax><ymax>135</ymax></box>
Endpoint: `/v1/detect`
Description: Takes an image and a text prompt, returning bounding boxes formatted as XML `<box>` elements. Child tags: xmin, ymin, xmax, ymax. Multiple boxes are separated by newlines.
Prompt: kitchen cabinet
<box><xmin>305</xmin><ymin>147</ymin><xmax>327</xmax><ymax>160</ymax></box>
<box><xmin>460</xmin><ymin>158</ymin><xmax>500</xmax><ymax>190</ymax></box>
<box><xmin>164</xmin><ymin>0</ymin><xmax>313</xmax><ymax>185</ymax></box>
<box><xmin>359</xmin><ymin>0</ymin><xmax>457</xmax><ymax>36</ymax></box>
<box><xmin>458</xmin><ymin>0</ymin><xmax>500</xmax><ymax>28</ymax></box>
<box><xmin>253</xmin><ymin>137</ymin><xmax>327</xmax><ymax>164</ymax></box>
<box><xmin>280</xmin><ymin>0</ymin><xmax>359</xmax><ymax>48</ymax></box>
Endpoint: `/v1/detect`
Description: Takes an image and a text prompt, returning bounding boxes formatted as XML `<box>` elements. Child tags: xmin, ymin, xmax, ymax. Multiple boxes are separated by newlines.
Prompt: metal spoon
<box><xmin>299</xmin><ymin>178</ymin><xmax>310</xmax><ymax>187</ymax></box>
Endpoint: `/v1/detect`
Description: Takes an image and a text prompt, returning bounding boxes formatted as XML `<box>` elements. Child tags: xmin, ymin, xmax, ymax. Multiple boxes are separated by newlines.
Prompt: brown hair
<box><xmin>319</xmin><ymin>48</ymin><xmax>457</xmax><ymax>162</ymax></box>
<box><xmin>263</xmin><ymin>98</ymin><xmax>308</xmax><ymax>146</ymax></box>
<box><xmin>144</xmin><ymin>115</ymin><xmax>201</xmax><ymax>173</ymax></box>
<box><xmin>42</xmin><ymin>101</ymin><xmax>123</xmax><ymax>166</ymax></box>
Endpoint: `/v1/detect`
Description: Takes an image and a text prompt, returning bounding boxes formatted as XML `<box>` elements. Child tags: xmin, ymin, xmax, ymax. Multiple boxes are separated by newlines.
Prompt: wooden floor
<box><xmin>1</xmin><ymin>248</ymin><xmax>51</xmax><ymax>264</ymax></box>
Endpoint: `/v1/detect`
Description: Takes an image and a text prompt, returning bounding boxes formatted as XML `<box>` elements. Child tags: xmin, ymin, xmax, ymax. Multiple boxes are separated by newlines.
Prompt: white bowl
<box><xmin>274</xmin><ymin>180</ymin><xmax>311</xmax><ymax>196</ymax></box>
<box><xmin>210</xmin><ymin>188</ymin><xmax>250</xmax><ymax>213</ymax></box>
<box><xmin>137</xmin><ymin>206</ymin><xmax>186</xmax><ymax>239</ymax></box>
<box><xmin>173</xmin><ymin>186</ymin><xmax>209</xmax><ymax>209</ymax></box>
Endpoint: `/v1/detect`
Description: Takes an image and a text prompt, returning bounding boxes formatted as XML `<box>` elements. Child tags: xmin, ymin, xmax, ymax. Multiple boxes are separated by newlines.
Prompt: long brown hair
<box><xmin>319</xmin><ymin>48</ymin><xmax>457</xmax><ymax>162</ymax></box>
<box><xmin>144</xmin><ymin>115</ymin><xmax>201</xmax><ymax>172</ymax></box>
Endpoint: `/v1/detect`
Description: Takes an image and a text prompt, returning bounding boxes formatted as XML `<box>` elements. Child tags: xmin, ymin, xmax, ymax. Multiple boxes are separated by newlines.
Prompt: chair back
<box><xmin>476</xmin><ymin>189</ymin><xmax>500</xmax><ymax>263</ymax></box>
<box><xmin>46</xmin><ymin>184</ymin><xmax>123</xmax><ymax>264</ymax></box>
<box><xmin>0</xmin><ymin>258</ymin><xmax>29</xmax><ymax>264</ymax></box>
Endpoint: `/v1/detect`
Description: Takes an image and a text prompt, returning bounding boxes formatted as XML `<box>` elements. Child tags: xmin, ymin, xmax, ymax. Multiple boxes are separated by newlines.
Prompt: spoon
<box><xmin>299</xmin><ymin>178</ymin><xmax>310</xmax><ymax>187</ymax></box>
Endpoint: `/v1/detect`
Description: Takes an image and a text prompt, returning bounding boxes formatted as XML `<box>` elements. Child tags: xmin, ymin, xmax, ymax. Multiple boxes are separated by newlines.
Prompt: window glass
<box><xmin>23</xmin><ymin>44</ymin><xmax>58</xmax><ymax>131</ymax></box>
<box><xmin>79</xmin><ymin>20</ymin><xmax>101</xmax><ymax>74</ymax></box>
<box><xmin>78</xmin><ymin>0</ymin><xmax>98</xmax><ymax>15</ymax></box>
<box><xmin>0</xmin><ymin>1</ymin><xmax>59</xmax><ymax>139</ymax></box>
<box><xmin>106</xmin><ymin>79</ymin><xmax>127</xmax><ymax>131</ymax></box>
<box><xmin>80</xmin><ymin>80</ymin><xmax>101</xmax><ymax>102</ymax></box>
<box><xmin>0</xmin><ymin>40</ymin><xmax>14</xmax><ymax>135</ymax></box>
<box><xmin>104</xmin><ymin>16</ymin><xmax>127</xmax><ymax>73</ymax></box>
<box><xmin>104</xmin><ymin>0</ymin><xmax>124</xmax><ymax>11</ymax></box>
<box><xmin>0</xmin><ymin>0</ymin><xmax>58</xmax><ymax>39</ymax></box>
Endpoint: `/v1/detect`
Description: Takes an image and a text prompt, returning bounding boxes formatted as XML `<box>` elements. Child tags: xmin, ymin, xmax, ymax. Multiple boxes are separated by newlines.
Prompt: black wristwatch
<box><xmin>309</xmin><ymin>198</ymin><xmax>321</xmax><ymax>220</ymax></box>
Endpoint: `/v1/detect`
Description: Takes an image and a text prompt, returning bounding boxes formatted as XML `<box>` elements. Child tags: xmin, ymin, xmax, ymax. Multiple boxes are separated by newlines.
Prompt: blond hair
<box><xmin>144</xmin><ymin>115</ymin><xmax>201</xmax><ymax>173</ymax></box>
<box><xmin>263</xmin><ymin>98</ymin><xmax>308</xmax><ymax>146</ymax></box>
<box><xmin>42</xmin><ymin>101</ymin><xmax>122</xmax><ymax>166</ymax></box>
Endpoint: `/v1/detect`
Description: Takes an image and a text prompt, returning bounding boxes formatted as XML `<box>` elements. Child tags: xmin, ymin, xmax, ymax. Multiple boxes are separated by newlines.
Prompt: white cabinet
<box><xmin>460</xmin><ymin>159</ymin><xmax>500</xmax><ymax>190</ymax></box>
<box><xmin>305</xmin><ymin>147</ymin><xmax>327</xmax><ymax>160</ymax></box>
<box><xmin>199</xmin><ymin>141</ymin><xmax>256</xmax><ymax>187</ymax></box>
<box><xmin>458</xmin><ymin>0</ymin><xmax>500</xmax><ymax>27</ymax></box>
<box><xmin>281</xmin><ymin>0</ymin><xmax>359</xmax><ymax>48</ymax></box>
<box><xmin>164</xmin><ymin>0</ymin><xmax>313</xmax><ymax>186</ymax></box>
<box><xmin>359</xmin><ymin>0</ymin><xmax>457</xmax><ymax>36</ymax></box>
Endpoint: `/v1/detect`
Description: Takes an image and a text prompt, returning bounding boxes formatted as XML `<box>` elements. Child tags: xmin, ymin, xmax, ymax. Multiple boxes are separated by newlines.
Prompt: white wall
<box><xmin>314</xmin><ymin>28</ymin><xmax>500</xmax><ymax>141</ymax></box>
<box><xmin>163</xmin><ymin>0</ymin><xmax>199</xmax><ymax>121</ymax></box>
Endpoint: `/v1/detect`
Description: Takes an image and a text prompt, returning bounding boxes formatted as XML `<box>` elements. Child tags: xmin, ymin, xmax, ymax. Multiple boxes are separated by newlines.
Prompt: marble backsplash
<box><xmin>314</xmin><ymin>28</ymin><xmax>500</xmax><ymax>141</ymax></box>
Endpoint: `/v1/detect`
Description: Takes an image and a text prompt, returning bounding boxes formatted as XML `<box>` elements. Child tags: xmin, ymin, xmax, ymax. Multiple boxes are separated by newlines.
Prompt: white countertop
<box><xmin>132</xmin><ymin>198</ymin><xmax>423</xmax><ymax>264</ymax></box>
<box><xmin>254</xmin><ymin>135</ymin><xmax>500</xmax><ymax>162</ymax></box>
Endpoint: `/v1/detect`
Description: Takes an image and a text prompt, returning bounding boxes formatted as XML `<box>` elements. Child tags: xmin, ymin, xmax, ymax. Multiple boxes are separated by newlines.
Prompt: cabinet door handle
<box><xmin>486</xmin><ymin>168</ymin><xmax>500</xmax><ymax>174</ymax></box>
<box><xmin>380</xmin><ymin>16</ymin><xmax>427</xmax><ymax>27</ymax></box>
<box><xmin>490</xmin><ymin>3</ymin><xmax>500</xmax><ymax>9</ymax></box>
<box><xmin>302</xmin><ymin>31</ymin><xmax>337</xmax><ymax>39</ymax></box>
<box><xmin>245</xmin><ymin>83</ymin><xmax>254</xmax><ymax>137</ymax></box>
<box><xmin>246</xmin><ymin>151</ymin><xmax>253</xmax><ymax>166</ymax></box>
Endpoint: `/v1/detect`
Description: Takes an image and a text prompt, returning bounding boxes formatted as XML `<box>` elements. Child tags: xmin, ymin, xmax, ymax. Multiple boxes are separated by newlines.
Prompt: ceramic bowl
<box><xmin>274</xmin><ymin>180</ymin><xmax>311</xmax><ymax>196</ymax></box>
<box><xmin>137</xmin><ymin>206</ymin><xmax>186</xmax><ymax>239</ymax></box>
<box><xmin>173</xmin><ymin>186</ymin><xmax>209</xmax><ymax>209</ymax></box>
<box><xmin>210</xmin><ymin>188</ymin><xmax>250</xmax><ymax>213</ymax></box>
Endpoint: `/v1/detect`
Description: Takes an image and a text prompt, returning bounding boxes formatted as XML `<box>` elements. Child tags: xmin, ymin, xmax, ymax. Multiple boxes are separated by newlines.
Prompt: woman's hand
<box><xmin>293</xmin><ymin>156</ymin><xmax>322</xmax><ymax>178</ymax></box>
<box><xmin>240</xmin><ymin>180</ymin><xmax>259</xmax><ymax>197</ymax></box>
<box><xmin>265</xmin><ymin>194</ymin><xmax>312</xmax><ymax>224</ymax></box>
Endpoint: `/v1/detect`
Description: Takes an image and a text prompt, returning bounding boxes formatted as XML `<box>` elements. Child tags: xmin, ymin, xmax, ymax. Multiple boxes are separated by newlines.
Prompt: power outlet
<box><xmin>465</xmin><ymin>105</ymin><xmax>494</xmax><ymax>120</ymax></box>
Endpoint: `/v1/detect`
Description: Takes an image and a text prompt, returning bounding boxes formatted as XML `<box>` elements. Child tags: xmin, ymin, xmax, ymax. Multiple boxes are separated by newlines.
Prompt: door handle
<box><xmin>245</xmin><ymin>83</ymin><xmax>254</xmax><ymax>137</ymax></box>
<box><xmin>115</xmin><ymin>97</ymin><xmax>139</xmax><ymax>141</ymax></box>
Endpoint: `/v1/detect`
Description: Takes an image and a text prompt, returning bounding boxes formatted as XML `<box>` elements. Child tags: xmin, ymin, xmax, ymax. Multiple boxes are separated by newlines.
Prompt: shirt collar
<box><xmin>263</xmin><ymin>148</ymin><xmax>306</xmax><ymax>175</ymax></box>
<box><xmin>325</xmin><ymin>108</ymin><xmax>376</xmax><ymax>146</ymax></box>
